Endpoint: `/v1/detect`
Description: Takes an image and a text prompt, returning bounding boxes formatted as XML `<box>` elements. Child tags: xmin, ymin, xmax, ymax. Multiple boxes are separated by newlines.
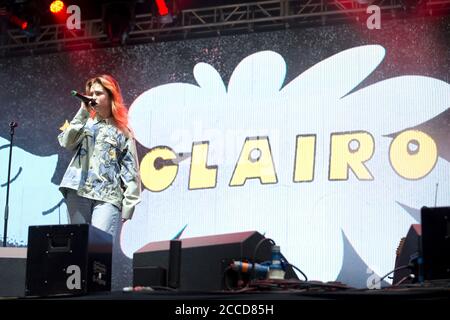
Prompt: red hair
<box><xmin>86</xmin><ymin>75</ymin><xmax>131</xmax><ymax>136</ymax></box>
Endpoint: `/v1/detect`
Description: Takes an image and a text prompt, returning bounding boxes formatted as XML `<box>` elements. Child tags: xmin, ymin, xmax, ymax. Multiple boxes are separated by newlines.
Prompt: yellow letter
<box><xmin>230</xmin><ymin>137</ymin><xmax>278</xmax><ymax>186</ymax></box>
<box><xmin>389</xmin><ymin>130</ymin><xmax>437</xmax><ymax>180</ymax></box>
<box><xmin>329</xmin><ymin>131</ymin><xmax>374</xmax><ymax>180</ymax></box>
<box><xmin>293</xmin><ymin>135</ymin><xmax>316</xmax><ymax>182</ymax></box>
<box><xmin>189</xmin><ymin>142</ymin><xmax>217</xmax><ymax>190</ymax></box>
<box><xmin>140</xmin><ymin>146</ymin><xmax>178</xmax><ymax>192</ymax></box>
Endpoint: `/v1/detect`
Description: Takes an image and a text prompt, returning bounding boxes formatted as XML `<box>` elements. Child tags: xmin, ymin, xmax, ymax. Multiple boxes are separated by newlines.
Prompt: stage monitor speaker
<box><xmin>25</xmin><ymin>224</ymin><xmax>112</xmax><ymax>297</ymax></box>
<box><xmin>392</xmin><ymin>224</ymin><xmax>421</xmax><ymax>285</ymax></box>
<box><xmin>0</xmin><ymin>247</ymin><xmax>27</xmax><ymax>297</ymax></box>
<box><xmin>133</xmin><ymin>231</ymin><xmax>297</xmax><ymax>291</ymax></box>
<box><xmin>421</xmin><ymin>206</ymin><xmax>450</xmax><ymax>281</ymax></box>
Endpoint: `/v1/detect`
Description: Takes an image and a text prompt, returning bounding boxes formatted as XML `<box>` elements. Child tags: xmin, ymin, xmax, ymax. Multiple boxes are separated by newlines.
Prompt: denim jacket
<box><xmin>58</xmin><ymin>106</ymin><xmax>141</xmax><ymax>220</ymax></box>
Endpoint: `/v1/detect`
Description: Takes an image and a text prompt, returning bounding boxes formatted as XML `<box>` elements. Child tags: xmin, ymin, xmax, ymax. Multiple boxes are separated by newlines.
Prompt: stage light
<box><xmin>155</xmin><ymin>0</ymin><xmax>173</xmax><ymax>24</ymax></box>
<box><xmin>155</xmin><ymin>0</ymin><xmax>169</xmax><ymax>15</ymax></box>
<box><xmin>102</xmin><ymin>1</ymin><xmax>136</xmax><ymax>45</ymax></box>
<box><xmin>50</xmin><ymin>1</ymin><xmax>64</xmax><ymax>14</ymax></box>
<box><xmin>9</xmin><ymin>14</ymin><xmax>28</xmax><ymax>30</ymax></box>
<box><xmin>3</xmin><ymin>0</ymin><xmax>41</xmax><ymax>37</ymax></box>
<box><xmin>0</xmin><ymin>1</ymin><xmax>29</xmax><ymax>30</ymax></box>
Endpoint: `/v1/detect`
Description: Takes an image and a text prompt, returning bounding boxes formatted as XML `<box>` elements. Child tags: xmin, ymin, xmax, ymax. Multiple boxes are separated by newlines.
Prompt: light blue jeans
<box><xmin>65</xmin><ymin>189</ymin><xmax>120</xmax><ymax>238</ymax></box>
<box><xmin>65</xmin><ymin>189</ymin><xmax>126</xmax><ymax>290</ymax></box>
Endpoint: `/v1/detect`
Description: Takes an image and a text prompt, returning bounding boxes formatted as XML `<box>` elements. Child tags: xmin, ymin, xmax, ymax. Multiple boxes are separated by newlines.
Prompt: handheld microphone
<box><xmin>71</xmin><ymin>90</ymin><xmax>97</xmax><ymax>106</ymax></box>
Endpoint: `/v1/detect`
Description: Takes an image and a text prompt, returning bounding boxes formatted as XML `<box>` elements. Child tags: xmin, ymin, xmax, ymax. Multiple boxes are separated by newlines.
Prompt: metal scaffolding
<box><xmin>0</xmin><ymin>0</ymin><xmax>449</xmax><ymax>57</ymax></box>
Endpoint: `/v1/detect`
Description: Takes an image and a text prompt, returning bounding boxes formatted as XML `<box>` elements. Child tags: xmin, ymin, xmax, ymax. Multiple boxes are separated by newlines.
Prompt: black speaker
<box><xmin>0</xmin><ymin>247</ymin><xmax>27</xmax><ymax>297</ymax></box>
<box><xmin>421</xmin><ymin>206</ymin><xmax>450</xmax><ymax>281</ymax></box>
<box><xmin>392</xmin><ymin>224</ymin><xmax>421</xmax><ymax>285</ymax></box>
<box><xmin>133</xmin><ymin>231</ymin><xmax>297</xmax><ymax>291</ymax></box>
<box><xmin>25</xmin><ymin>224</ymin><xmax>112</xmax><ymax>297</ymax></box>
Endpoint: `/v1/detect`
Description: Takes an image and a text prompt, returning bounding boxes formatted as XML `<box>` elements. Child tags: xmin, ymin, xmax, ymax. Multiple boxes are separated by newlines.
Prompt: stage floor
<box><xmin>2</xmin><ymin>285</ymin><xmax>448</xmax><ymax>319</ymax></box>
<box><xmin>4</xmin><ymin>282</ymin><xmax>449</xmax><ymax>300</ymax></box>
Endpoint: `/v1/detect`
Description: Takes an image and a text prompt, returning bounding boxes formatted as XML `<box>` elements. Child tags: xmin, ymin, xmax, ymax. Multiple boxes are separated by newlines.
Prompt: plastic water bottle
<box><xmin>268</xmin><ymin>245</ymin><xmax>285</xmax><ymax>280</ymax></box>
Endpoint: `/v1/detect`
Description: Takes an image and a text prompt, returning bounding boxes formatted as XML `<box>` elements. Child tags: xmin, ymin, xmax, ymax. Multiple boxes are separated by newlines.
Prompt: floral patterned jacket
<box><xmin>58</xmin><ymin>106</ymin><xmax>141</xmax><ymax>220</ymax></box>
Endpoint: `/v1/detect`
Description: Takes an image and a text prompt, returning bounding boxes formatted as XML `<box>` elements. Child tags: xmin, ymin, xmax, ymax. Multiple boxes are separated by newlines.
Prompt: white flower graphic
<box><xmin>123</xmin><ymin>45</ymin><xmax>450</xmax><ymax>286</ymax></box>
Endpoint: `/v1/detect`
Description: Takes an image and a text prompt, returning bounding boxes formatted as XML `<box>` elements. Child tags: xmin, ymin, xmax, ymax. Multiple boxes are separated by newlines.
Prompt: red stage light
<box><xmin>155</xmin><ymin>0</ymin><xmax>169</xmax><ymax>16</ymax></box>
<box><xmin>9</xmin><ymin>15</ymin><xmax>28</xmax><ymax>30</ymax></box>
<box><xmin>50</xmin><ymin>0</ymin><xmax>65</xmax><ymax>14</ymax></box>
